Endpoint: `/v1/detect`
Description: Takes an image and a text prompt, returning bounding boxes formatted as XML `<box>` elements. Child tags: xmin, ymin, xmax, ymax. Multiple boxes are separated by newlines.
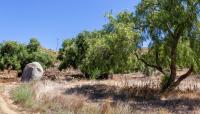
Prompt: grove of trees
<box><xmin>58</xmin><ymin>12</ymin><xmax>145</xmax><ymax>79</ymax></box>
<box><xmin>59</xmin><ymin>0</ymin><xmax>200</xmax><ymax>92</ymax></box>
<box><xmin>0</xmin><ymin>38</ymin><xmax>55</xmax><ymax>72</ymax></box>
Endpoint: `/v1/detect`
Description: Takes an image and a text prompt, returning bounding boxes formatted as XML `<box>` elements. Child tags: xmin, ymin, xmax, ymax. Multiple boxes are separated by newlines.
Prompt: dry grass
<box><xmin>11</xmin><ymin>80</ymin><xmax>135</xmax><ymax>114</ymax></box>
<box><xmin>10</xmin><ymin>74</ymin><xmax>200</xmax><ymax>114</ymax></box>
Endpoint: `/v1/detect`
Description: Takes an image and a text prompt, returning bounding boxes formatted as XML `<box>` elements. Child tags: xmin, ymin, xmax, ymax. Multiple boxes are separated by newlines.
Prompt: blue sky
<box><xmin>0</xmin><ymin>0</ymin><xmax>140</xmax><ymax>50</ymax></box>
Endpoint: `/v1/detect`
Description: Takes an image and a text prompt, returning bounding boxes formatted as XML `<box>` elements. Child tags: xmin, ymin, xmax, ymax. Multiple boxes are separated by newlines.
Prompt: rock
<box><xmin>21</xmin><ymin>62</ymin><xmax>44</xmax><ymax>82</ymax></box>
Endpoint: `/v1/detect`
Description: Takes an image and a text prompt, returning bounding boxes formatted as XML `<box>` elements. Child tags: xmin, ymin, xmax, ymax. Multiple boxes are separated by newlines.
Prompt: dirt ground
<box><xmin>0</xmin><ymin>81</ymin><xmax>28</xmax><ymax>114</ymax></box>
<box><xmin>0</xmin><ymin>70</ymin><xmax>200</xmax><ymax>114</ymax></box>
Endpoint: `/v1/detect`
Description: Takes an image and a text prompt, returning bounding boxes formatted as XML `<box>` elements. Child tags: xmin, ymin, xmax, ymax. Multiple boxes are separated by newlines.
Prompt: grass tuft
<box><xmin>11</xmin><ymin>84</ymin><xmax>33</xmax><ymax>107</ymax></box>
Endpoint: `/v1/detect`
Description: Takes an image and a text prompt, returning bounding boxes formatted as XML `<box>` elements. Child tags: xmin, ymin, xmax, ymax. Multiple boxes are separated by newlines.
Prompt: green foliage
<box><xmin>135</xmin><ymin>0</ymin><xmax>200</xmax><ymax>70</ymax></box>
<box><xmin>27</xmin><ymin>38</ymin><xmax>41</xmax><ymax>52</ymax></box>
<box><xmin>0</xmin><ymin>39</ymin><xmax>55</xmax><ymax>71</ymax></box>
<box><xmin>59</xmin><ymin>1</ymin><xmax>200</xmax><ymax>84</ymax></box>
<box><xmin>0</xmin><ymin>41</ymin><xmax>28</xmax><ymax>70</ymax></box>
<box><xmin>58</xmin><ymin>39</ymin><xmax>78</xmax><ymax>70</ymax></box>
<box><xmin>160</xmin><ymin>75</ymin><xmax>170</xmax><ymax>90</ymax></box>
<box><xmin>136</xmin><ymin>0</ymin><xmax>200</xmax><ymax>91</ymax></box>
<box><xmin>11</xmin><ymin>84</ymin><xmax>33</xmax><ymax>107</ymax></box>
<box><xmin>23</xmin><ymin>52</ymin><xmax>55</xmax><ymax>69</ymax></box>
<box><xmin>177</xmin><ymin>40</ymin><xmax>200</xmax><ymax>72</ymax></box>
<box><xmin>59</xmin><ymin>11</ymin><xmax>141</xmax><ymax>78</ymax></box>
<box><xmin>80</xmin><ymin>36</ymin><xmax>112</xmax><ymax>78</ymax></box>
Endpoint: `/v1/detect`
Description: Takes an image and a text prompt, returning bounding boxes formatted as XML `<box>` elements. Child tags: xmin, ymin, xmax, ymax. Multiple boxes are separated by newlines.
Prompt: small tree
<box><xmin>27</xmin><ymin>38</ymin><xmax>41</xmax><ymax>52</ymax></box>
<box><xmin>135</xmin><ymin>0</ymin><xmax>200</xmax><ymax>92</ymax></box>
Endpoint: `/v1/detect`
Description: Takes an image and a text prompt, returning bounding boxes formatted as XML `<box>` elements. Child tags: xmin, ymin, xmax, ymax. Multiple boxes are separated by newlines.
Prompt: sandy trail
<box><xmin>0</xmin><ymin>82</ymin><xmax>26</xmax><ymax>114</ymax></box>
<box><xmin>0</xmin><ymin>96</ymin><xmax>17</xmax><ymax>114</ymax></box>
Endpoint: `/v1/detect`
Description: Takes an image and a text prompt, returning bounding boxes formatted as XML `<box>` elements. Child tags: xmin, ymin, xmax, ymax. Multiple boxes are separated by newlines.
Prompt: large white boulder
<box><xmin>21</xmin><ymin>62</ymin><xmax>44</xmax><ymax>82</ymax></box>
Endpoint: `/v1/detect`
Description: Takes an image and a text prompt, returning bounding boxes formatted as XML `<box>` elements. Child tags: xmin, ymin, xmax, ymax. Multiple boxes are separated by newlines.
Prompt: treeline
<box><xmin>58</xmin><ymin>11</ymin><xmax>200</xmax><ymax>79</ymax></box>
<box><xmin>0</xmin><ymin>38</ymin><xmax>55</xmax><ymax>71</ymax></box>
<box><xmin>58</xmin><ymin>12</ymin><xmax>149</xmax><ymax>79</ymax></box>
<box><xmin>58</xmin><ymin>0</ymin><xmax>200</xmax><ymax>92</ymax></box>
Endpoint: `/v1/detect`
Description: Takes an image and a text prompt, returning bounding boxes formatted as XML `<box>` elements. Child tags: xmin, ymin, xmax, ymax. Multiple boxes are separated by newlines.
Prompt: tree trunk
<box><xmin>160</xmin><ymin>28</ymin><xmax>193</xmax><ymax>92</ymax></box>
<box><xmin>161</xmin><ymin>36</ymin><xmax>179</xmax><ymax>92</ymax></box>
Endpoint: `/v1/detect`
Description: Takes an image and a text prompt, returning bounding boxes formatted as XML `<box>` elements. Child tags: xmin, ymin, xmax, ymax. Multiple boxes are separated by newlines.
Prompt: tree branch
<box><xmin>174</xmin><ymin>66</ymin><xmax>193</xmax><ymax>86</ymax></box>
<box><xmin>166</xmin><ymin>23</ymin><xmax>174</xmax><ymax>37</ymax></box>
<box><xmin>135</xmin><ymin>52</ymin><xmax>166</xmax><ymax>75</ymax></box>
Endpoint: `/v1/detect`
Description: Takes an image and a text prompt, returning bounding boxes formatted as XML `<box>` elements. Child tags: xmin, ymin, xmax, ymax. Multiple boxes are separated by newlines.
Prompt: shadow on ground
<box><xmin>65</xmin><ymin>84</ymin><xmax>200</xmax><ymax>113</ymax></box>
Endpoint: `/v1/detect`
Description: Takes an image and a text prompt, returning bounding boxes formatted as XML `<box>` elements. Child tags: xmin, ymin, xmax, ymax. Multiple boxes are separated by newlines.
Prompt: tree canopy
<box><xmin>58</xmin><ymin>0</ymin><xmax>200</xmax><ymax>92</ymax></box>
<box><xmin>58</xmin><ymin>11</ymin><xmax>141</xmax><ymax>79</ymax></box>
<box><xmin>0</xmin><ymin>39</ymin><xmax>56</xmax><ymax>71</ymax></box>
<box><xmin>135</xmin><ymin>0</ymin><xmax>200</xmax><ymax>91</ymax></box>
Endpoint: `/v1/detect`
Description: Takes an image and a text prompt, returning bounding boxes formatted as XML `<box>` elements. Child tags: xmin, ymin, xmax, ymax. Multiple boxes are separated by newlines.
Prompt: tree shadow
<box><xmin>66</xmin><ymin>84</ymin><xmax>118</xmax><ymax>101</ymax></box>
<box><xmin>65</xmin><ymin>84</ymin><xmax>160</xmax><ymax>102</ymax></box>
<box><xmin>131</xmin><ymin>98</ymin><xmax>200</xmax><ymax>113</ymax></box>
<box><xmin>65</xmin><ymin>84</ymin><xmax>200</xmax><ymax>113</ymax></box>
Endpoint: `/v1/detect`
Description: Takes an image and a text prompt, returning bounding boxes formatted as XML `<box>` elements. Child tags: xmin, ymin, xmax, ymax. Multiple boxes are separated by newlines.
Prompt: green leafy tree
<box><xmin>59</xmin><ymin>11</ymin><xmax>140</xmax><ymax>79</ymax></box>
<box><xmin>75</xmin><ymin>31</ymin><xmax>91</xmax><ymax>65</ymax></box>
<box><xmin>135</xmin><ymin>0</ymin><xmax>200</xmax><ymax>92</ymax></box>
<box><xmin>0</xmin><ymin>41</ymin><xmax>28</xmax><ymax>70</ymax></box>
<box><xmin>24</xmin><ymin>52</ymin><xmax>55</xmax><ymax>69</ymax></box>
<box><xmin>58</xmin><ymin>39</ymin><xmax>78</xmax><ymax>70</ymax></box>
<box><xmin>27</xmin><ymin>38</ymin><xmax>41</xmax><ymax>52</ymax></box>
<box><xmin>0</xmin><ymin>40</ymin><xmax>55</xmax><ymax>71</ymax></box>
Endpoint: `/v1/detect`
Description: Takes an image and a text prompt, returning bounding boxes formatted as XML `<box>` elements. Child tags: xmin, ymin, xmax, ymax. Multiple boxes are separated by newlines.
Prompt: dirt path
<box><xmin>0</xmin><ymin>82</ymin><xmax>26</xmax><ymax>114</ymax></box>
<box><xmin>0</xmin><ymin>96</ymin><xmax>17</xmax><ymax>114</ymax></box>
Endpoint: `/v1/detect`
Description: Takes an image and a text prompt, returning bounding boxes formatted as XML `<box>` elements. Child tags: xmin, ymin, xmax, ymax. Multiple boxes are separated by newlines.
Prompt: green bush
<box><xmin>160</xmin><ymin>75</ymin><xmax>171</xmax><ymax>91</ymax></box>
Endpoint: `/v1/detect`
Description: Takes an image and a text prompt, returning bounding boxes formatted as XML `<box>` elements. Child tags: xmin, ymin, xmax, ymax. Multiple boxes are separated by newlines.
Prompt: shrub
<box><xmin>160</xmin><ymin>75</ymin><xmax>171</xmax><ymax>91</ymax></box>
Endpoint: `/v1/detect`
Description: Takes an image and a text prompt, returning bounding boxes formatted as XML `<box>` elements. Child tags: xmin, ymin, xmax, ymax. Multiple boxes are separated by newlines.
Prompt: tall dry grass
<box><xmin>11</xmin><ymin>74</ymin><xmax>200</xmax><ymax>114</ymax></box>
<box><xmin>11</xmin><ymin>80</ymin><xmax>135</xmax><ymax>114</ymax></box>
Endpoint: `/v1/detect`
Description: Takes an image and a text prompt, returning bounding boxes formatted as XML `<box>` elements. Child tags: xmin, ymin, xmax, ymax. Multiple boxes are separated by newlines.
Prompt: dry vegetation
<box><xmin>9</xmin><ymin>72</ymin><xmax>200</xmax><ymax>114</ymax></box>
<box><xmin>11</xmin><ymin>80</ymin><xmax>135</xmax><ymax>114</ymax></box>
<box><xmin>0</xmin><ymin>69</ymin><xmax>200</xmax><ymax>114</ymax></box>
